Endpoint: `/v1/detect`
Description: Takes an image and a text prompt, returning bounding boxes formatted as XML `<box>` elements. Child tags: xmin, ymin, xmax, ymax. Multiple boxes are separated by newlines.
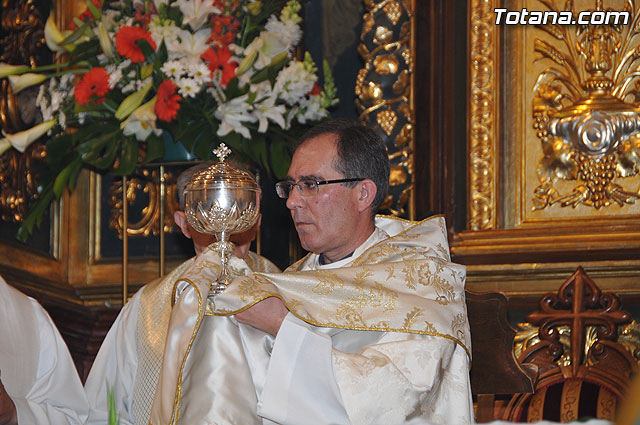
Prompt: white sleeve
<box><xmin>12</xmin><ymin>300</ymin><xmax>88</xmax><ymax>425</ymax></box>
<box><xmin>258</xmin><ymin>313</ymin><xmax>349</xmax><ymax>425</ymax></box>
<box><xmin>84</xmin><ymin>292</ymin><xmax>141</xmax><ymax>425</ymax></box>
<box><xmin>258</xmin><ymin>314</ymin><xmax>473</xmax><ymax>425</ymax></box>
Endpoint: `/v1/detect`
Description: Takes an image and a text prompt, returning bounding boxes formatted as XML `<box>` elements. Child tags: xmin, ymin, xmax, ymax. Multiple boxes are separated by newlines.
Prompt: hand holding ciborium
<box><xmin>183</xmin><ymin>144</ymin><xmax>260</xmax><ymax>297</ymax></box>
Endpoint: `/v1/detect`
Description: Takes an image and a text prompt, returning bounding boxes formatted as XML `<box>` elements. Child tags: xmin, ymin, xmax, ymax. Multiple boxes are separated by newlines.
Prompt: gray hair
<box><xmin>298</xmin><ymin>118</ymin><xmax>390</xmax><ymax>217</ymax></box>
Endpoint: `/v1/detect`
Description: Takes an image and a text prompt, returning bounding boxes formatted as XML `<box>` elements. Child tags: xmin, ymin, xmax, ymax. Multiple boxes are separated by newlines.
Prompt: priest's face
<box><xmin>285</xmin><ymin>133</ymin><xmax>363</xmax><ymax>262</ymax></box>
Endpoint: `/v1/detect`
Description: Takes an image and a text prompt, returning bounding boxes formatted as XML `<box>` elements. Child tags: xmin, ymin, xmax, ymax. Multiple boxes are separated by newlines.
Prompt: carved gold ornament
<box><xmin>532</xmin><ymin>0</ymin><xmax>640</xmax><ymax>210</ymax></box>
<box><xmin>357</xmin><ymin>0</ymin><xmax>415</xmax><ymax>217</ymax></box>
<box><xmin>469</xmin><ymin>0</ymin><xmax>497</xmax><ymax>230</ymax></box>
<box><xmin>108</xmin><ymin>169</ymin><xmax>180</xmax><ymax>238</ymax></box>
<box><xmin>0</xmin><ymin>0</ymin><xmax>49</xmax><ymax>223</ymax></box>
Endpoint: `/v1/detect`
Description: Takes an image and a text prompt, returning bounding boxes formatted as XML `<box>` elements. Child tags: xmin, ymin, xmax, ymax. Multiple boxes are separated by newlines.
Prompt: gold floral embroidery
<box><xmin>311</xmin><ymin>270</ymin><xmax>345</xmax><ymax>295</ymax></box>
<box><xmin>402</xmin><ymin>307</ymin><xmax>424</xmax><ymax>329</ymax></box>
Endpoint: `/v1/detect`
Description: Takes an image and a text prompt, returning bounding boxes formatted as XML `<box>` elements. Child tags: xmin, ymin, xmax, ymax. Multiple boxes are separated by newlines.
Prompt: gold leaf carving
<box><xmin>469</xmin><ymin>0</ymin><xmax>496</xmax><ymax>230</ymax></box>
<box><xmin>357</xmin><ymin>0</ymin><xmax>414</xmax><ymax>218</ymax></box>
<box><xmin>382</xmin><ymin>0</ymin><xmax>402</xmax><ymax>25</ymax></box>
<box><xmin>374</xmin><ymin>25</ymin><xmax>393</xmax><ymax>45</ymax></box>
<box><xmin>393</xmin><ymin>69</ymin><xmax>410</xmax><ymax>94</ymax></box>
<box><xmin>531</xmin><ymin>0</ymin><xmax>640</xmax><ymax>210</ymax></box>
<box><xmin>108</xmin><ymin>169</ymin><xmax>180</xmax><ymax>238</ymax></box>
<box><xmin>373</xmin><ymin>54</ymin><xmax>399</xmax><ymax>74</ymax></box>
<box><xmin>389</xmin><ymin>165</ymin><xmax>407</xmax><ymax>186</ymax></box>
<box><xmin>361</xmin><ymin>81</ymin><xmax>383</xmax><ymax>106</ymax></box>
<box><xmin>395</xmin><ymin>123</ymin><xmax>412</xmax><ymax>147</ymax></box>
<box><xmin>377</xmin><ymin>109</ymin><xmax>398</xmax><ymax>136</ymax></box>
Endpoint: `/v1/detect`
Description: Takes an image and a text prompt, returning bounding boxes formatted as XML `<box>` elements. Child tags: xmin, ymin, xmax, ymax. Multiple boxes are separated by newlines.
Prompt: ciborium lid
<box><xmin>184</xmin><ymin>143</ymin><xmax>259</xmax><ymax>192</ymax></box>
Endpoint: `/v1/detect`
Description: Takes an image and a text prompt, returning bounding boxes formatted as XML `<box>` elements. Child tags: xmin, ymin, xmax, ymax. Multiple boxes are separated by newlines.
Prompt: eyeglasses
<box><xmin>275</xmin><ymin>178</ymin><xmax>364</xmax><ymax>199</ymax></box>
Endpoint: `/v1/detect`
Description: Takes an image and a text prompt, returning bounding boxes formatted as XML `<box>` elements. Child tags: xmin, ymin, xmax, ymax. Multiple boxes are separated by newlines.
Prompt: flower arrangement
<box><xmin>0</xmin><ymin>0</ymin><xmax>337</xmax><ymax>240</ymax></box>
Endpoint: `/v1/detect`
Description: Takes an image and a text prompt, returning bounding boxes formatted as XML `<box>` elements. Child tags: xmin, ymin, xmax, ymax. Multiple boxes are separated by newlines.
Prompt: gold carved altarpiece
<box><xmin>455</xmin><ymin>0</ymin><xmax>640</xmax><ymax>296</ymax></box>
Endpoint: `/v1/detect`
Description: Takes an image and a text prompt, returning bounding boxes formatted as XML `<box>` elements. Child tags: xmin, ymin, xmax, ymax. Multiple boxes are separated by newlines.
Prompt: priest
<box><xmin>84</xmin><ymin>163</ymin><xmax>279</xmax><ymax>425</ymax></box>
<box><xmin>0</xmin><ymin>275</ymin><xmax>88</xmax><ymax>425</ymax></box>
<box><xmin>151</xmin><ymin>119</ymin><xmax>473</xmax><ymax>425</ymax></box>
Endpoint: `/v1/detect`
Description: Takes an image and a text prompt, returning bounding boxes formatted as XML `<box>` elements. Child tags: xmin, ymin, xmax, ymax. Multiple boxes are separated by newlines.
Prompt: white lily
<box><xmin>168</xmin><ymin>28</ymin><xmax>210</xmax><ymax>60</ymax></box>
<box><xmin>0</xmin><ymin>120</ymin><xmax>55</xmax><ymax>155</ymax></box>
<box><xmin>215</xmin><ymin>95</ymin><xmax>257</xmax><ymax>139</ymax></box>
<box><xmin>252</xmin><ymin>85</ymin><xmax>286</xmax><ymax>132</ymax></box>
<box><xmin>121</xmin><ymin>97</ymin><xmax>162</xmax><ymax>141</ymax></box>
<box><xmin>176</xmin><ymin>0</ymin><xmax>221</xmax><ymax>31</ymax></box>
<box><xmin>0</xmin><ymin>63</ymin><xmax>29</xmax><ymax>78</ymax></box>
<box><xmin>44</xmin><ymin>14</ymin><xmax>73</xmax><ymax>53</ymax></box>
<box><xmin>243</xmin><ymin>31</ymin><xmax>288</xmax><ymax>70</ymax></box>
<box><xmin>8</xmin><ymin>73</ymin><xmax>48</xmax><ymax>94</ymax></box>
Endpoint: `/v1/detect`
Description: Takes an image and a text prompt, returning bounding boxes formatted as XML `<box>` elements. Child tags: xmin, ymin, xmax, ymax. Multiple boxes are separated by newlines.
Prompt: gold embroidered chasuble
<box><xmin>189</xmin><ymin>215</ymin><xmax>469</xmax><ymax>352</ymax></box>
<box><xmin>151</xmin><ymin>215</ymin><xmax>471</xmax><ymax>424</ymax></box>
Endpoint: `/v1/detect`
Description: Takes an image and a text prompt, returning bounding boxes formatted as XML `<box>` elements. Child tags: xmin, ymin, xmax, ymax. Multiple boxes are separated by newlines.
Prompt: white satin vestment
<box><xmin>85</xmin><ymin>252</ymin><xmax>280</xmax><ymax>425</ymax></box>
<box><xmin>151</xmin><ymin>216</ymin><xmax>474</xmax><ymax>425</ymax></box>
<box><xmin>0</xmin><ymin>276</ymin><xmax>88</xmax><ymax>425</ymax></box>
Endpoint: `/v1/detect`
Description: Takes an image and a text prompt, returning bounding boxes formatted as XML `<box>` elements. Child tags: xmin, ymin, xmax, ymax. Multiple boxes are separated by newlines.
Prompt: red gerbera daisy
<box><xmin>155</xmin><ymin>80</ymin><xmax>181</xmax><ymax>122</ymax></box>
<box><xmin>74</xmin><ymin>67</ymin><xmax>110</xmax><ymax>106</ymax></box>
<box><xmin>201</xmin><ymin>46</ymin><xmax>237</xmax><ymax>87</ymax></box>
<box><xmin>115</xmin><ymin>26</ymin><xmax>157</xmax><ymax>63</ymax></box>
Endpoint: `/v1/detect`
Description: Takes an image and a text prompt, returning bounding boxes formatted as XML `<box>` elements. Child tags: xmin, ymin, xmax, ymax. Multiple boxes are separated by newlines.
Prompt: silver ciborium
<box><xmin>183</xmin><ymin>143</ymin><xmax>260</xmax><ymax>296</ymax></box>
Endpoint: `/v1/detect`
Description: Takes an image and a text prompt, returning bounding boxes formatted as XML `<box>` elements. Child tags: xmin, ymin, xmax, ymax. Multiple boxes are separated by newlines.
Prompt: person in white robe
<box><xmin>150</xmin><ymin>119</ymin><xmax>474</xmax><ymax>425</ymax></box>
<box><xmin>0</xmin><ymin>275</ymin><xmax>88</xmax><ymax>425</ymax></box>
<box><xmin>84</xmin><ymin>163</ymin><xmax>279</xmax><ymax>425</ymax></box>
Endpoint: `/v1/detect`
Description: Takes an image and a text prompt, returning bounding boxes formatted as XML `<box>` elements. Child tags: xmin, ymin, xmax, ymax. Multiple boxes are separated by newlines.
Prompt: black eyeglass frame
<box><xmin>275</xmin><ymin>178</ymin><xmax>365</xmax><ymax>198</ymax></box>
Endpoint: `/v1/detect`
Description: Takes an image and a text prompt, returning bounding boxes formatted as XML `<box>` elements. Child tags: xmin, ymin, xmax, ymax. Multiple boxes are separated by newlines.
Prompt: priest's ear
<box><xmin>357</xmin><ymin>179</ymin><xmax>378</xmax><ymax>213</ymax></box>
<box><xmin>174</xmin><ymin>211</ymin><xmax>192</xmax><ymax>239</ymax></box>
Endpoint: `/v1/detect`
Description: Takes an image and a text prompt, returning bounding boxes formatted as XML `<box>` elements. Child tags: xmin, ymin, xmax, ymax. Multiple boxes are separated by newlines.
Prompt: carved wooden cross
<box><xmin>527</xmin><ymin>267</ymin><xmax>631</xmax><ymax>376</ymax></box>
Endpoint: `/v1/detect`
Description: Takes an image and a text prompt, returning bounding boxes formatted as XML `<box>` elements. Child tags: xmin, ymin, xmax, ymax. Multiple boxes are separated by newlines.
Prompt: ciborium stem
<box><xmin>210</xmin><ymin>234</ymin><xmax>235</xmax><ymax>296</ymax></box>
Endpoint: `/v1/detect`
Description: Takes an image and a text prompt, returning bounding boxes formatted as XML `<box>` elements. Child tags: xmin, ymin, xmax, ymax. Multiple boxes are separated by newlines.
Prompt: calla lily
<box><xmin>8</xmin><ymin>73</ymin><xmax>48</xmax><ymax>94</ymax></box>
<box><xmin>98</xmin><ymin>22</ymin><xmax>114</xmax><ymax>59</ymax></box>
<box><xmin>44</xmin><ymin>14</ymin><xmax>74</xmax><ymax>53</ymax></box>
<box><xmin>0</xmin><ymin>63</ymin><xmax>29</xmax><ymax>78</ymax></box>
<box><xmin>115</xmin><ymin>81</ymin><xmax>153</xmax><ymax>120</ymax></box>
<box><xmin>0</xmin><ymin>120</ymin><xmax>55</xmax><ymax>154</ymax></box>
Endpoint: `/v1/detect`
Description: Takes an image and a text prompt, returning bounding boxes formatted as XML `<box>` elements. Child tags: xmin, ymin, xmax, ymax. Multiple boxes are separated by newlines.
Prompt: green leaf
<box><xmin>16</xmin><ymin>183</ymin><xmax>54</xmax><ymax>243</ymax></box>
<box><xmin>53</xmin><ymin>163</ymin><xmax>74</xmax><ymax>197</ymax></box>
<box><xmin>136</xmin><ymin>38</ymin><xmax>156</xmax><ymax>63</ymax></box>
<box><xmin>174</xmin><ymin>121</ymin><xmax>206</xmax><ymax>152</ymax></box>
<box><xmin>67</xmin><ymin>158</ymin><xmax>83</xmax><ymax>191</ymax></box>
<box><xmin>61</xmin><ymin>23</ymin><xmax>89</xmax><ymax>45</ymax></box>
<box><xmin>86</xmin><ymin>0</ymin><xmax>102</xmax><ymax>19</ymax></box>
<box><xmin>153</xmin><ymin>42</ymin><xmax>168</xmax><ymax>71</ymax></box>
<box><xmin>269</xmin><ymin>140</ymin><xmax>292</xmax><ymax>179</ymax></box>
<box><xmin>77</xmin><ymin>130</ymin><xmax>120</xmax><ymax>169</ymax></box>
<box><xmin>46</xmin><ymin>134</ymin><xmax>74</xmax><ymax>166</ymax></box>
<box><xmin>193</xmin><ymin>135</ymin><xmax>212</xmax><ymax>159</ymax></box>
<box><xmin>113</xmin><ymin>137</ymin><xmax>138</xmax><ymax>175</ymax></box>
<box><xmin>143</xmin><ymin>133</ymin><xmax>165</xmax><ymax>163</ymax></box>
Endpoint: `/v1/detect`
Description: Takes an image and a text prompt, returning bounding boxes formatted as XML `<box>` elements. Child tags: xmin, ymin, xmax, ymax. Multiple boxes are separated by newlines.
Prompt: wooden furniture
<box><xmin>466</xmin><ymin>290</ymin><xmax>538</xmax><ymax>422</ymax></box>
<box><xmin>503</xmin><ymin>267</ymin><xmax>638</xmax><ymax>422</ymax></box>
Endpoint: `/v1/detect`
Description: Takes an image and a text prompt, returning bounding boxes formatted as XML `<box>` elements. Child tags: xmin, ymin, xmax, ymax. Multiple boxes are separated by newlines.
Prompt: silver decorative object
<box><xmin>183</xmin><ymin>144</ymin><xmax>260</xmax><ymax>296</ymax></box>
